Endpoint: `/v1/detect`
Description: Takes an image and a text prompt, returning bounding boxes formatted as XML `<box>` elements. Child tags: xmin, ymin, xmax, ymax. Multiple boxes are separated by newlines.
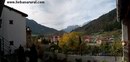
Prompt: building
<box><xmin>96</xmin><ymin>36</ymin><xmax>109</xmax><ymax>45</ymax></box>
<box><xmin>0</xmin><ymin>0</ymin><xmax>5</xmax><ymax>17</ymax></box>
<box><xmin>117</xmin><ymin>0</ymin><xmax>130</xmax><ymax>62</ymax></box>
<box><xmin>26</xmin><ymin>27</ymin><xmax>32</xmax><ymax>48</ymax></box>
<box><xmin>0</xmin><ymin>0</ymin><xmax>5</xmax><ymax>61</ymax></box>
<box><xmin>0</xmin><ymin>5</ymin><xmax>28</xmax><ymax>54</ymax></box>
<box><xmin>82</xmin><ymin>35</ymin><xmax>92</xmax><ymax>43</ymax></box>
<box><xmin>51</xmin><ymin>35</ymin><xmax>60</xmax><ymax>45</ymax></box>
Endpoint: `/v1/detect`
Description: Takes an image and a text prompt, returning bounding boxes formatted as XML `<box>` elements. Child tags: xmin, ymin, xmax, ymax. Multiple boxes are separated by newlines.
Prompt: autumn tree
<box><xmin>59</xmin><ymin>32</ymin><xmax>82</xmax><ymax>53</ymax></box>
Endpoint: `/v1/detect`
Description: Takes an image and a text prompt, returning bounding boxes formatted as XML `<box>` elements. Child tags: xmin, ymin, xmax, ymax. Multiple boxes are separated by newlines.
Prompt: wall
<box><xmin>56</xmin><ymin>53</ymin><xmax>122</xmax><ymax>62</ymax></box>
<box><xmin>0</xmin><ymin>7</ymin><xmax>26</xmax><ymax>54</ymax></box>
<box><xmin>122</xmin><ymin>21</ymin><xmax>128</xmax><ymax>42</ymax></box>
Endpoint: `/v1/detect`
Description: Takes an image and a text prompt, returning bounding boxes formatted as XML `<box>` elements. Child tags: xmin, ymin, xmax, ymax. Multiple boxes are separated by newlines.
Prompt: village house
<box><xmin>94</xmin><ymin>35</ymin><xmax>115</xmax><ymax>45</ymax></box>
<box><xmin>82</xmin><ymin>35</ymin><xmax>92</xmax><ymax>43</ymax></box>
<box><xmin>50</xmin><ymin>35</ymin><xmax>61</xmax><ymax>45</ymax></box>
<box><xmin>0</xmin><ymin>5</ymin><xmax>28</xmax><ymax>54</ymax></box>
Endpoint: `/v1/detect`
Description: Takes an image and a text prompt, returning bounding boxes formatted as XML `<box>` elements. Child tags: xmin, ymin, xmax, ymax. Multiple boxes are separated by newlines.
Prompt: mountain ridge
<box><xmin>72</xmin><ymin>9</ymin><xmax>121</xmax><ymax>34</ymax></box>
<box><xmin>26</xmin><ymin>19</ymin><xmax>64</xmax><ymax>35</ymax></box>
<box><xmin>62</xmin><ymin>25</ymin><xmax>79</xmax><ymax>32</ymax></box>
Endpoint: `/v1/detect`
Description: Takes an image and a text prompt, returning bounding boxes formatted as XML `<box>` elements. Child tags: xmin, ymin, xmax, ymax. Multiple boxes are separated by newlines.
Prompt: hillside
<box><xmin>26</xmin><ymin>19</ymin><xmax>64</xmax><ymax>35</ymax></box>
<box><xmin>63</xmin><ymin>25</ymin><xmax>79</xmax><ymax>32</ymax></box>
<box><xmin>73</xmin><ymin>9</ymin><xmax>121</xmax><ymax>34</ymax></box>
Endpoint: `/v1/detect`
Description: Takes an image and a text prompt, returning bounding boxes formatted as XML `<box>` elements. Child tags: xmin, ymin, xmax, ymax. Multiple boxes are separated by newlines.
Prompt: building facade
<box><xmin>117</xmin><ymin>0</ymin><xmax>130</xmax><ymax>62</ymax></box>
<box><xmin>0</xmin><ymin>5</ymin><xmax>28</xmax><ymax>54</ymax></box>
<box><xmin>0</xmin><ymin>0</ymin><xmax>5</xmax><ymax>17</ymax></box>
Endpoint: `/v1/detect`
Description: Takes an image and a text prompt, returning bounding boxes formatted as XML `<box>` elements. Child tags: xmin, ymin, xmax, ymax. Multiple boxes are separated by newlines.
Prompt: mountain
<box><xmin>73</xmin><ymin>9</ymin><xmax>121</xmax><ymax>34</ymax></box>
<box><xmin>63</xmin><ymin>25</ymin><xmax>79</xmax><ymax>32</ymax></box>
<box><xmin>82</xmin><ymin>21</ymin><xmax>91</xmax><ymax>26</ymax></box>
<box><xmin>26</xmin><ymin>19</ymin><xmax>63</xmax><ymax>35</ymax></box>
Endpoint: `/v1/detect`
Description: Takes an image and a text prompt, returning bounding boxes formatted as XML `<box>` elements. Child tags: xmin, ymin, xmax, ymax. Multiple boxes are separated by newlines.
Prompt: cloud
<box><xmin>5</xmin><ymin>0</ymin><xmax>116</xmax><ymax>30</ymax></box>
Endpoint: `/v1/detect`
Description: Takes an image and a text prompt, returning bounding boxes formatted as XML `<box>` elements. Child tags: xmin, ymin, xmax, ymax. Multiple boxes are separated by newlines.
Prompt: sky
<box><xmin>5</xmin><ymin>0</ymin><xmax>116</xmax><ymax>30</ymax></box>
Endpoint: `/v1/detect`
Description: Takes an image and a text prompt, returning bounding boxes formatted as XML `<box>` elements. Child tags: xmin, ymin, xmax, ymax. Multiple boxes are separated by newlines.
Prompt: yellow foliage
<box><xmin>59</xmin><ymin>32</ymin><xmax>81</xmax><ymax>49</ymax></box>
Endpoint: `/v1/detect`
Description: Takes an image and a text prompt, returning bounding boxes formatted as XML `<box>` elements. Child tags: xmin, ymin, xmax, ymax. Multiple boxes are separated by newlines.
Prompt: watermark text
<box><xmin>7</xmin><ymin>0</ymin><xmax>45</xmax><ymax>4</ymax></box>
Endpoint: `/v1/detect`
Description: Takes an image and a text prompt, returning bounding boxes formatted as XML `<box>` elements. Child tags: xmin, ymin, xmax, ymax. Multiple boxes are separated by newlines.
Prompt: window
<box><xmin>9</xmin><ymin>20</ymin><xmax>13</xmax><ymax>24</ymax></box>
<box><xmin>0</xmin><ymin>19</ymin><xmax>2</xmax><ymax>28</ymax></box>
<box><xmin>10</xmin><ymin>41</ymin><xmax>14</xmax><ymax>45</ymax></box>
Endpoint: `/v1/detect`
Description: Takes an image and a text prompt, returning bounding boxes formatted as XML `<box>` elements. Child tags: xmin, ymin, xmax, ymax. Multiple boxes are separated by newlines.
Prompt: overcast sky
<box><xmin>5</xmin><ymin>0</ymin><xmax>116</xmax><ymax>30</ymax></box>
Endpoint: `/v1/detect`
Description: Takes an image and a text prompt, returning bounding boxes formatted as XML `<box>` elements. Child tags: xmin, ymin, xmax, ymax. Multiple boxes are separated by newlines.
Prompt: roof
<box><xmin>4</xmin><ymin>5</ymin><xmax>28</xmax><ymax>17</ymax></box>
<box><xmin>0</xmin><ymin>0</ymin><xmax>5</xmax><ymax>17</ymax></box>
<box><xmin>117</xmin><ymin>0</ymin><xmax>130</xmax><ymax>21</ymax></box>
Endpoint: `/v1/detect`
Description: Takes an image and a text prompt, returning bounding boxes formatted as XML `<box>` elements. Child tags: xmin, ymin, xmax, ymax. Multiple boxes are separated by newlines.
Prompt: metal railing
<box><xmin>0</xmin><ymin>36</ymin><xmax>18</xmax><ymax>62</ymax></box>
<box><xmin>0</xmin><ymin>35</ymin><xmax>18</xmax><ymax>60</ymax></box>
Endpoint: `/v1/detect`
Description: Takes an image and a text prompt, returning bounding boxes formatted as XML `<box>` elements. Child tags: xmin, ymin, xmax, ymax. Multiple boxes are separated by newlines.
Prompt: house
<box><xmin>95</xmin><ymin>36</ymin><xmax>105</xmax><ymax>45</ymax></box>
<box><xmin>50</xmin><ymin>35</ymin><xmax>60</xmax><ymax>45</ymax></box>
<box><xmin>82</xmin><ymin>35</ymin><xmax>92</xmax><ymax>43</ymax></box>
<box><xmin>0</xmin><ymin>5</ymin><xmax>28</xmax><ymax>54</ymax></box>
<box><xmin>117</xmin><ymin>0</ymin><xmax>130</xmax><ymax>62</ymax></box>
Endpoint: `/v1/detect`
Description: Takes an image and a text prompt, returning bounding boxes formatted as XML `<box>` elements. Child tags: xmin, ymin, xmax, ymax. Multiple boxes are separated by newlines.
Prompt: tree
<box><xmin>100</xmin><ymin>43</ymin><xmax>111</xmax><ymax>55</ymax></box>
<box><xmin>59</xmin><ymin>32</ymin><xmax>82</xmax><ymax>53</ymax></box>
<box><xmin>110</xmin><ymin>40</ymin><xmax>122</xmax><ymax>61</ymax></box>
<box><xmin>101</xmin><ymin>60</ymin><xmax>107</xmax><ymax>62</ymax></box>
<box><xmin>111</xmin><ymin>40</ymin><xmax>122</xmax><ymax>56</ymax></box>
<box><xmin>84</xmin><ymin>45</ymin><xmax>100</xmax><ymax>55</ymax></box>
<box><xmin>41</xmin><ymin>38</ymin><xmax>49</xmax><ymax>44</ymax></box>
<box><xmin>91</xmin><ymin>46</ymin><xmax>100</xmax><ymax>55</ymax></box>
